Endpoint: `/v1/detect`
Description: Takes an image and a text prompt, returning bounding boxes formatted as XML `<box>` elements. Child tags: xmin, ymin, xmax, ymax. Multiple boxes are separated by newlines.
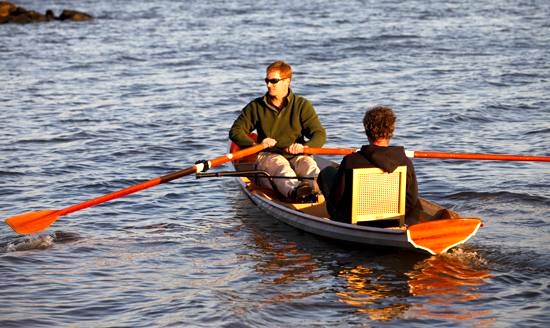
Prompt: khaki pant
<box><xmin>256</xmin><ymin>152</ymin><xmax>319</xmax><ymax>198</ymax></box>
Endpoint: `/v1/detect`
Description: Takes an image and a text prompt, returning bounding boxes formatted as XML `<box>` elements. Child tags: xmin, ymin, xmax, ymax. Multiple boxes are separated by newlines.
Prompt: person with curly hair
<box><xmin>317</xmin><ymin>106</ymin><xmax>419</xmax><ymax>224</ymax></box>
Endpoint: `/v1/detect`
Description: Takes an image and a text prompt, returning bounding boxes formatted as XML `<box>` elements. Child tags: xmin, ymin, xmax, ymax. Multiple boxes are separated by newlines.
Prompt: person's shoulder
<box><xmin>340</xmin><ymin>151</ymin><xmax>367</xmax><ymax>168</ymax></box>
<box><xmin>243</xmin><ymin>96</ymin><xmax>266</xmax><ymax>109</ymax></box>
<box><xmin>289</xmin><ymin>90</ymin><xmax>311</xmax><ymax>103</ymax></box>
<box><xmin>388</xmin><ymin>145</ymin><xmax>405</xmax><ymax>154</ymax></box>
<box><xmin>383</xmin><ymin>145</ymin><xmax>405</xmax><ymax>157</ymax></box>
<box><xmin>387</xmin><ymin>146</ymin><xmax>414</xmax><ymax>165</ymax></box>
<box><xmin>295</xmin><ymin>95</ymin><xmax>313</xmax><ymax>105</ymax></box>
<box><xmin>250</xmin><ymin>95</ymin><xmax>266</xmax><ymax>104</ymax></box>
<box><xmin>293</xmin><ymin>96</ymin><xmax>316</xmax><ymax>114</ymax></box>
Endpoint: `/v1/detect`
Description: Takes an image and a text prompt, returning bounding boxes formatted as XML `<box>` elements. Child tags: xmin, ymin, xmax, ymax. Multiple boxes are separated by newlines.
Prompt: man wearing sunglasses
<box><xmin>229</xmin><ymin>60</ymin><xmax>326</xmax><ymax>202</ymax></box>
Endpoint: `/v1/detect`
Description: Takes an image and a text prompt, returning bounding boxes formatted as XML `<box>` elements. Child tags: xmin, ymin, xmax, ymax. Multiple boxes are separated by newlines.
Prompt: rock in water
<box><xmin>0</xmin><ymin>1</ymin><xmax>92</xmax><ymax>24</ymax></box>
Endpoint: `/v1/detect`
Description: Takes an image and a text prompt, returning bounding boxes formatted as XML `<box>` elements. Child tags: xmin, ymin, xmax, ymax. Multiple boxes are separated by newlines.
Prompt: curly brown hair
<box><xmin>363</xmin><ymin>106</ymin><xmax>396</xmax><ymax>141</ymax></box>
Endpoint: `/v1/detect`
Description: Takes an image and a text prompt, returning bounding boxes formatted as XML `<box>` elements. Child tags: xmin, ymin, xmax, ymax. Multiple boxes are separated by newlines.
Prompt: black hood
<box><xmin>358</xmin><ymin>145</ymin><xmax>407</xmax><ymax>172</ymax></box>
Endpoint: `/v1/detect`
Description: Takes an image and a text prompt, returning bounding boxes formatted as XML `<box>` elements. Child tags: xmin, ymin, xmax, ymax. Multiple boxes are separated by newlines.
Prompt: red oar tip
<box><xmin>5</xmin><ymin>209</ymin><xmax>60</xmax><ymax>234</ymax></box>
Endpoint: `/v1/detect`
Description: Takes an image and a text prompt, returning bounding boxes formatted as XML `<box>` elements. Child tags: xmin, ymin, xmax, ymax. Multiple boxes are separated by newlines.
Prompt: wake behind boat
<box><xmin>215</xmin><ymin>142</ymin><xmax>482</xmax><ymax>255</ymax></box>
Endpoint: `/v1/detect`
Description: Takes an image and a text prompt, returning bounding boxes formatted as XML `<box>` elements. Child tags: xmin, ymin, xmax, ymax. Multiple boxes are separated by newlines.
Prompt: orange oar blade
<box><xmin>407</xmin><ymin>218</ymin><xmax>482</xmax><ymax>255</ymax></box>
<box><xmin>5</xmin><ymin>209</ymin><xmax>60</xmax><ymax>235</ymax></box>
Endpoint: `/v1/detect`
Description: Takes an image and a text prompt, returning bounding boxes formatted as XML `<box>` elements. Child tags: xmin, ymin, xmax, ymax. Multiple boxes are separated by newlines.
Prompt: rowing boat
<box><xmin>224</xmin><ymin>143</ymin><xmax>482</xmax><ymax>255</ymax></box>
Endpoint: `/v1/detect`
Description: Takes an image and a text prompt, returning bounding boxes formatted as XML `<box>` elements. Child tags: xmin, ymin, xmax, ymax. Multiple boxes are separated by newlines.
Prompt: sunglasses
<box><xmin>264</xmin><ymin>78</ymin><xmax>287</xmax><ymax>84</ymax></box>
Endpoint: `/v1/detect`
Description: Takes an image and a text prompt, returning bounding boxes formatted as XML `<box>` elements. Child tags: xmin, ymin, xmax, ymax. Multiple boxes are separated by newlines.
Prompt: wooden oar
<box><xmin>4</xmin><ymin>144</ymin><xmax>267</xmax><ymax>235</ymax></box>
<box><xmin>409</xmin><ymin>150</ymin><xmax>550</xmax><ymax>162</ymax></box>
<box><xmin>303</xmin><ymin>147</ymin><xmax>550</xmax><ymax>162</ymax></box>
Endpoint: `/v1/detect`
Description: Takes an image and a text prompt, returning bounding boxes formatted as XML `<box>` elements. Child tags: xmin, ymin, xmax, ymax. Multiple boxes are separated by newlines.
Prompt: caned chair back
<box><xmin>351</xmin><ymin>166</ymin><xmax>407</xmax><ymax>226</ymax></box>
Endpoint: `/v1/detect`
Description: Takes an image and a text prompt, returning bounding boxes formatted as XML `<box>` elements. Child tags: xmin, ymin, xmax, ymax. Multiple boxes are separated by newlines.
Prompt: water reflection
<box><xmin>407</xmin><ymin>249</ymin><xmax>490</xmax><ymax>300</ymax></box>
<box><xmin>336</xmin><ymin>264</ymin><xmax>410</xmax><ymax>320</ymax></box>
<box><xmin>244</xmin><ymin>236</ymin><xmax>326</xmax><ymax>312</ymax></box>
<box><xmin>230</xmin><ymin>194</ymin><xmax>320</xmax><ymax>287</ymax></box>
<box><xmin>404</xmin><ymin>249</ymin><xmax>494</xmax><ymax>323</ymax></box>
<box><xmin>251</xmin><ymin>237</ymin><xmax>318</xmax><ymax>286</ymax></box>
<box><xmin>336</xmin><ymin>248</ymin><xmax>493</xmax><ymax>323</ymax></box>
<box><xmin>235</xmin><ymin>196</ymin><xmax>493</xmax><ymax>324</ymax></box>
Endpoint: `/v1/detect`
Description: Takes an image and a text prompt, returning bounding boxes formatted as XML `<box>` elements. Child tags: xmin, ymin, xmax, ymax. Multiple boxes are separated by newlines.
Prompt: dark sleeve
<box><xmin>328</xmin><ymin>155</ymin><xmax>353</xmax><ymax>223</ymax></box>
<box><xmin>299</xmin><ymin>99</ymin><xmax>326</xmax><ymax>148</ymax></box>
<box><xmin>229</xmin><ymin>103</ymin><xmax>256</xmax><ymax>148</ymax></box>
<box><xmin>405</xmin><ymin>159</ymin><xmax>419</xmax><ymax>214</ymax></box>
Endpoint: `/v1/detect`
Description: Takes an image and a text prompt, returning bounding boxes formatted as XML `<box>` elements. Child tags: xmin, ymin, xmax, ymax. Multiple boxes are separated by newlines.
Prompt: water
<box><xmin>1</xmin><ymin>0</ymin><xmax>549</xmax><ymax>326</ymax></box>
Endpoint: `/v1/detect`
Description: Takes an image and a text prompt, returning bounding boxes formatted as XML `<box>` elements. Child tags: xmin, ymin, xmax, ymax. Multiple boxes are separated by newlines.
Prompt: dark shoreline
<box><xmin>0</xmin><ymin>1</ymin><xmax>92</xmax><ymax>24</ymax></box>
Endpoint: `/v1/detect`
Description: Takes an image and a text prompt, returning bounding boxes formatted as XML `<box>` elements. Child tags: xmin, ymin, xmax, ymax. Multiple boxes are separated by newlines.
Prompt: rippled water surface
<box><xmin>1</xmin><ymin>0</ymin><xmax>549</xmax><ymax>327</ymax></box>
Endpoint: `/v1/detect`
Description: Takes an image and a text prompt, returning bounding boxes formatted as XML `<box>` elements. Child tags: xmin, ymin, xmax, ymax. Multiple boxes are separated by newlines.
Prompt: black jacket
<box><xmin>327</xmin><ymin>144</ymin><xmax>419</xmax><ymax>223</ymax></box>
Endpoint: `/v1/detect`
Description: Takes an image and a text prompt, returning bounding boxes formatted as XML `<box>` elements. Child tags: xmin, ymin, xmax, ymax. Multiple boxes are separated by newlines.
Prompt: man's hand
<box><xmin>261</xmin><ymin>138</ymin><xmax>277</xmax><ymax>148</ymax></box>
<box><xmin>286</xmin><ymin>143</ymin><xmax>305</xmax><ymax>154</ymax></box>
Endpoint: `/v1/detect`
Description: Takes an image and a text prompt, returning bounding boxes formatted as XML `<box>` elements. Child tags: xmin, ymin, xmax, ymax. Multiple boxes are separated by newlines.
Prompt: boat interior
<box><xmin>229</xmin><ymin>155</ymin><xmax>457</xmax><ymax>229</ymax></box>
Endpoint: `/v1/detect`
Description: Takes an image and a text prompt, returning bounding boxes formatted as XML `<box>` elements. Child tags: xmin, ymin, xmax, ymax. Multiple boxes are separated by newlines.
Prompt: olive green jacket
<box><xmin>229</xmin><ymin>89</ymin><xmax>326</xmax><ymax>156</ymax></box>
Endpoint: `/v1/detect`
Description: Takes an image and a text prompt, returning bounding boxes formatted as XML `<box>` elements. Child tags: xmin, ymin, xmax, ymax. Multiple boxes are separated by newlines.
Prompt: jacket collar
<box><xmin>263</xmin><ymin>88</ymin><xmax>294</xmax><ymax>111</ymax></box>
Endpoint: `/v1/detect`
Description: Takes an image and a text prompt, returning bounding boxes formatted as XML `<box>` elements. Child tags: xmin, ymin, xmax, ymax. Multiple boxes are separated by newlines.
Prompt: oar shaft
<box><xmin>209</xmin><ymin>144</ymin><xmax>267</xmax><ymax>167</ymax></box>
<box><xmin>196</xmin><ymin>171</ymin><xmax>315</xmax><ymax>180</ymax></box>
<box><xmin>302</xmin><ymin>147</ymin><xmax>356</xmax><ymax>155</ymax></box>
<box><xmin>412</xmin><ymin>151</ymin><xmax>550</xmax><ymax>162</ymax></box>
<box><xmin>58</xmin><ymin>176</ymin><xmax>168</xmax><ymax>217</ymax></box>
<box><xmin>58</xmin><ymin>144</ymin><xmax>267</xmax><ymax>216</ymax></box>
<box><xmin>303</xmin><ymin>147</ymin><xmax>550</xmax><ymax>162</ymax></box>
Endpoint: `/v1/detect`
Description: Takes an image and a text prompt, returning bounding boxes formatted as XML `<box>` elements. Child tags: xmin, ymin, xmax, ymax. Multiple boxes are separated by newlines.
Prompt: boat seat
<box><xmin>351</xmin><ymin>166</ymin><xmax>407</xmax><ymax>227</ymax></box>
